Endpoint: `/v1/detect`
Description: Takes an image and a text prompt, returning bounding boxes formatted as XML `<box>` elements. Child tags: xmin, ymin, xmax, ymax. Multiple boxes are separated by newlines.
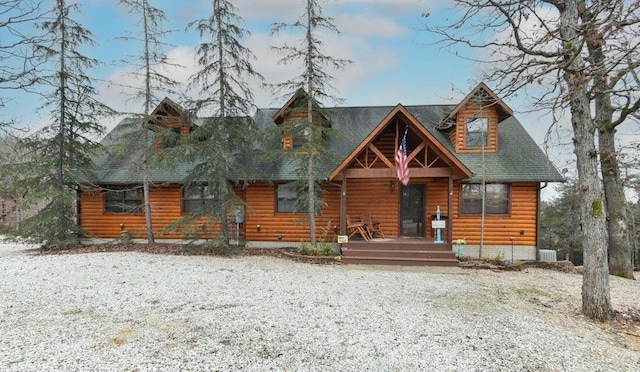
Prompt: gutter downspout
<box><xmin>327</xmin><ymin>179</ymin><xmax>345</xmax><ymax>236</ymax></box>
<box><xmin>448</xmin><ymin>176</ymin><xmax>453</xmax><ymax>243</ymax></box>
<box><xmin>536</xmin><ymin>182</ymin><xmax>548</xmax><ymax>261</ymax></box>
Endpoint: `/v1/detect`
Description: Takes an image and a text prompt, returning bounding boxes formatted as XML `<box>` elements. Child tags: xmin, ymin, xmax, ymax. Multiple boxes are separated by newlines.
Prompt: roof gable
<box><xmin>151</xmin><ymin>97</ymin><xmax>183</xmax><ymax>118</ymax></box>
<box><xmin>271</xmin><ymin>88</ymin><xmax>330</xmax><ymax>125</ymax></box>
<box><xmin>148</xmin><ymin>97</ymin><xmax>196</xmax><ymax>131</ymax></box>
<box><xmin>329</xmin><ymin>104</ymin><xmax>473</xmax><ymax>180</ymax></box>
<box><xmin>440</xmin><ymin>82</ymin><xmax>513</xmax><ymax>127</ymax></box>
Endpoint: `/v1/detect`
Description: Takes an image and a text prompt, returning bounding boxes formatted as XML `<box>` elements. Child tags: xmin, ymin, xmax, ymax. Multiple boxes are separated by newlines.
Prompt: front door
<box><xmin>400</xmin><ymin>184</ymin><xmax>425</xmax><ymax>236</ymax></box>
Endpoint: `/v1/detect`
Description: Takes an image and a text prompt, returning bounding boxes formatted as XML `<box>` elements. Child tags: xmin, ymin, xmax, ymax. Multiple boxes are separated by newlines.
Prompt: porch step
<box><xmin>342</xmin><ymin>248</ymin><xmax>456</xmax><ymax>260</ymax></box>
<box><xmin>343</xmin><ymin>240</ymin><xmax>454</xmax><ymax>252</ymax></box>
<box><xmin>340</xmin><ymin>246</ymin><xmax>459</xmax><ymax>267</ymax></box>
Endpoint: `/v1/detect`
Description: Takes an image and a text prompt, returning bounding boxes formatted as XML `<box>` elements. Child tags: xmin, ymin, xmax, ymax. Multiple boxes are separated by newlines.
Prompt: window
<box><xmin>276</xmin><ymin>184</ymin><xmax>297</xmax><ymax>213</ymax></box>
<box><xmin>461</xmin><ymin>183</ymin><xmax>510</xmax><ymax>215</ymax></box>
<box><xmin>466</xmin><ymin>117</ymin><xmax>488</xmax><ymax>148</ymax></box>
<box><xmin>161</xmin><ymin>127</ymin><xmax>182</xmax><ymax>148</ymax></box>
<box><xmin>105</xmin><ymin>188</ymin><xmax>143</xmax><ymax>213</ymax></box>
<box><xmin>183</xmin><ymin>185</ymin><xmax>217</xmax><ymax>214</ymax></box>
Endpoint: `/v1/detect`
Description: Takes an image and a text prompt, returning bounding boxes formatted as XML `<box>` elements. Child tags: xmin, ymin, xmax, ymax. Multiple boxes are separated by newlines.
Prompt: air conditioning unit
<box><xmin>538</xmin><ymin>249</ymin><xmax>557</xmax><ymax>262</ymax></box>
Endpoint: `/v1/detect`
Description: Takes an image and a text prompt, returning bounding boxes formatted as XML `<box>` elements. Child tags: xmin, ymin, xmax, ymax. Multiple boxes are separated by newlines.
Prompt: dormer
<box><xmin>439</xmin><ymin>83</ymin><xmax>513</xmax><ymax>154</ymax></box>
<box><xmin>148</xmin><ymin>97</ymin><xmax>195</xmax><ymax>150</ymax></box>
<box><xmin>272</xmin><ymin>89</ymin><xmax>330</xmax><ymax>151</ymax></box>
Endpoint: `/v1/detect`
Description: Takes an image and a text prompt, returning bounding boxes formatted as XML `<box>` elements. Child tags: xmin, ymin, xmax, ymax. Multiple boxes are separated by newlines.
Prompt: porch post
<box><xmin>340</xmin><ymin>174</ymin><xmax>347</xmax><ymax>235</ymax></box>
<box><xmin>448</xmin><ymin>176</ymin><xmax>453</xmax><ymax>243</ymax></box>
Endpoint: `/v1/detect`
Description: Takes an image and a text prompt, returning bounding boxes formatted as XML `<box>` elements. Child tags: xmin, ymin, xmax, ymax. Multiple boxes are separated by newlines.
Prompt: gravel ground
<box><xmin>1</xmin><ymin>240</ymin><xmax>639</xmax><ymax>372</ymax></box>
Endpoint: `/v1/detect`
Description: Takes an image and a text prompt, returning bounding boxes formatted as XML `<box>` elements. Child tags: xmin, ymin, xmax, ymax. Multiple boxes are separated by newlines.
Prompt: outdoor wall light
<box><xmin>277</xmin><ymin>235</ymin><xmax>283</xmax><ymax>240</ymax></box>
<box><xmin>520</xmin><ymin>229</ymin><xmax>525</xmax><ymax>235</ymax></box>
<box><xmin>256</xmin><ymin>224</ymin><xmax>261</xmax><ymax>232</ymax></box>
<box><xmin>390</xmin><ymin>180</ymin><xmax>396</xmax><ymax>190</ymax></box>
<box><xmin>119</xmin><ymin>223</ymin><xmax>125</xmax><ymax>231</ymax></box>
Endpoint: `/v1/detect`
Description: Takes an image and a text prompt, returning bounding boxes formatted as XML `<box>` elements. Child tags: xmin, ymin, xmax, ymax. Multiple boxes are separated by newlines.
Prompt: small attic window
<box><xmin>160</xmin><ymin>127</ymin><xmax>182</xmax><ymax>148</ymax></box>
<box><xmin>465</xmin><ymin>117</ymin><xmax>488</xmax><ymax>148</ymax></box>
<box><xmin>282</xmin><ymin>122</ymin><xmax>314</xmax><ymax>150</ymax></box>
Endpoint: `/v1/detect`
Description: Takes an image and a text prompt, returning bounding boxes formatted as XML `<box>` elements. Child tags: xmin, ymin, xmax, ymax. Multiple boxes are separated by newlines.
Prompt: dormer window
<box><xmin>439</xmin><ymin>83</ymin><xmax>513</xmax><ymax>154</ymax></box>
<box><xmin>149</xmin><ymin>97</ymin><xmax>194</xmax><ymax>151</ymax></box>
<box><xmin>161</xmin><ymin>127</ymin><xmax>182</xmax><ymax>148</ymax></box>
<box><xmin>465</xmin><ymin>117</ymin><xmax>488</xmax><ymax>148</ymax></box>
<box><xmin>282</xmin><ymin>120</ymin><xmax>316</xmax><ymax>151</ymax></box>
<box><xmin>273</xmin><ymin>89</ymin><xmax>330</xmax><ymax>151</ymax></box>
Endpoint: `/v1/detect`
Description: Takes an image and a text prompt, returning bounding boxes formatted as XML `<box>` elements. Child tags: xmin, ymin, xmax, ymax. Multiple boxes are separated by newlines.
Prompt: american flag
<box><xmin>395</xmin><ymin>128</ymin><xmax>409</xmax><ymax>186</ymax></box>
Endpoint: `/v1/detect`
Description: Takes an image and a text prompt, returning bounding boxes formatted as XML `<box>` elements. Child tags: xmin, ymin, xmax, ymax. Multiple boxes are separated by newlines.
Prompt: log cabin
<box><xmin>79</xmin><ymin>83</ymin><xmax>564</xmax><ymax>264</ymax></box>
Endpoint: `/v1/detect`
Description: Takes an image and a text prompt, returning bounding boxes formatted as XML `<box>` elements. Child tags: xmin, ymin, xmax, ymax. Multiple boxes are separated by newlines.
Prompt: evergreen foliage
<box><xmin>0</xmin><ymin>0</ymin><xmax>44</xmax><ymax>133</ymax></box>
<box><xmin>164</xmin><ymin>0</ymin><xmax>263</xmax><ymax>247</ymax></box>
<box><xmin>269</xmin><ymin>0</ymin><xmax>350</xmax><ymax>246</ymax></box>
<box><xmin>5</xmin><ymin>0</ymin><xmax>111</xmax><ymax>248</ymax></box>
<box><xmin>118</xmin><ymin>0</ymin><xmax>182</xmax><ymax>243</ymax></box>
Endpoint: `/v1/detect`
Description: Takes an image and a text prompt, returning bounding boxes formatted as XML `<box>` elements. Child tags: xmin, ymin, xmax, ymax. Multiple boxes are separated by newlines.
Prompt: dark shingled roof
<box><xmin>90</xmin><ymin>104</ymin><xmax>564</xmax><ymax>184</ymax></box>
<box><xmin>89</xmin><ymin>118</ymin><xmax>195</xmax><ymax>184</ymax></box>
<box><xmin>254</xmin><ymin>104</ymin><xmax>563</xmax><ymax>183</ymax></box>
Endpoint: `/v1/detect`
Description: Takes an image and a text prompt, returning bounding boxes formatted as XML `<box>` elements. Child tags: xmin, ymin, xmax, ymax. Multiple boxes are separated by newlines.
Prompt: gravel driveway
<box><xmin>1</xmin><ymin>241</ymin><xmax>639</xmax><ymax>371</ymax></box>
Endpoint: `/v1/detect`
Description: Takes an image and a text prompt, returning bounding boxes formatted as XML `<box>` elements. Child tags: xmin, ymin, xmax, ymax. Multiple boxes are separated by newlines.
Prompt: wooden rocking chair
<box><xmin>363</xmin><ymin>212</ymin><xmax>385</xmax><ymax>239</ymax></box>
<box><xmin>346</xmin><ymin>214</ymin><xmax>371</xmax><ymax>241</ymax></box>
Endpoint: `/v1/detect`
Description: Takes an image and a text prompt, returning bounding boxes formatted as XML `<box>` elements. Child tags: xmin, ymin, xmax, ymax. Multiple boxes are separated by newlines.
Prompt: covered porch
<box><xmin>328</xmin><ymin>104</ymin><xmax>472</xmax><ymax>252</ymax></box>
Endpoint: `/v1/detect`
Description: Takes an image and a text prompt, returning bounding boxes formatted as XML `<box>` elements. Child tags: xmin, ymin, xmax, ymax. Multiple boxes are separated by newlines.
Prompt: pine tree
<box><xmin>176</xmin><ymin>0</ymin><xmax>263</xmax><ymax>247</ymax></box>
<box><xmin>0</xmin><ymin>0</ymin><xmax>44</xmax><ymax>132</ymax></box>
<box><xmin>270</xmin><ymin>0</ymin><xmax>350</xmax><ymax>246</ymax></box>
<box><xmin>118</xmin><ymin>0</ymin><xmax>181</xmax><ymax>243</ymax></box>
<box><xmin>7</xmin><ymin>0</ymin><xmax>111</xmax><ymax>248</ymax></box>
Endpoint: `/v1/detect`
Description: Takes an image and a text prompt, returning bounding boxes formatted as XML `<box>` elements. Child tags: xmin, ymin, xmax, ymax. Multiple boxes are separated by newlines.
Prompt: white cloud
<box><xmin>226</xmin><ymin>0</ymin><xmax>432</xmax><ymax>23</ymax></box>
<box><xmin>334</xmin><ymin>13</ymin><xmax>409</xmax><ymax>39</ymax></box>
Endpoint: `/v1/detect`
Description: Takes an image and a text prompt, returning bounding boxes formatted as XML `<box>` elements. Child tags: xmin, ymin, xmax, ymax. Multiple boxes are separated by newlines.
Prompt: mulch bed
<box><xmin>34</xmin><ymin>243</ymin><xmax>340</xmax><ymax>264</ymax></box>
<box><xmin>458</xmin><ymin>258</ymin><xmax>579</xmax><ymax>274</ymax></box>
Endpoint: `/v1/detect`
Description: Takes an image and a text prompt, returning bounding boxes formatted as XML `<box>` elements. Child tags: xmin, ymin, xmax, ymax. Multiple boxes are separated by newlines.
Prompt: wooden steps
<box><xmin>340</xmin><ymin>239</ymin><xmax>460</xmax><ymax>267</ymax></box>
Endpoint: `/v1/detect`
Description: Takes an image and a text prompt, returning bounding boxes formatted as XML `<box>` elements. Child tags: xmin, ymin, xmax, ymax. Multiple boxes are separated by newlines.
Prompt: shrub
<box><xmin>318</xmin><ymin>242</ymin><xmax>334</xmax><ymax>256</ymax></box>
<box><xmin>298</xmin><ymin>241</ymin><xmax>312</xmax><ymax>255</ymax></box>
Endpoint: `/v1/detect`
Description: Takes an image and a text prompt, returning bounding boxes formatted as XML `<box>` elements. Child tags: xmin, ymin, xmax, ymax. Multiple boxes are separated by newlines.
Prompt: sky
<box><xmin>10</xmin><ymin>0</ymin><xmax>635</xmax><ymax>200</ymax></box>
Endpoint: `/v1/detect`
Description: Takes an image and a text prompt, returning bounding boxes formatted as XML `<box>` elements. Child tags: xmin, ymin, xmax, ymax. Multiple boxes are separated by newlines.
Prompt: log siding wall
<box><xmin>80</xmin><ymin>180</ymin><xmax>539</xmax><ymax>247</ymax></box>
<box><xmin>453</xmin><ymin>103</ymin><xmax>499</xmax><ymax>154</ymax></box>
<box><xmin>243</xmin><ymin>183</ymin><xmax>341</xmax><ymax>243</ymax></box>
<box><xmin>344</xmin><ymin>178</ymin><xmax>538</xmax><ymax>247</ymax></box>
<box><xmin>80</xmin><ymin>184</ymin><xmax>245</xmax><ymax>239</ymax></box>
<box><xmin>451</xmin><ymin>182</ymin><xmax>538</xmax><ymax>247</ymax></box>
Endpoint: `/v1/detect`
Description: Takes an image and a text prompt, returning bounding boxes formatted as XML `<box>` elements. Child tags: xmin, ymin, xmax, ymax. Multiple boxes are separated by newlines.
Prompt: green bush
<box><xmin>298</xmin><ymin>241</ymin><xmax>312</xmax><ymax>255</ymax></box>
<box><xmin>182</xmin><ymin>238</ymin><xmax>241</xmax><ymax>256</ymax></box>
<box><xmin>119</xmin><ymin>231</ymin><xmax>132</xmax><ymax>245</ymax></box>
<box><xmin>319</xmin><ymin>242</ymin><xmax>334</xmax><ymax>256</ymax></box>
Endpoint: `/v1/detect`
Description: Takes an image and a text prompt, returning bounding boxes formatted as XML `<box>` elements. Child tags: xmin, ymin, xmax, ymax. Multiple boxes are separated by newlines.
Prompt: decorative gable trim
<box><xmin>271</xmin><ymin>88</ymin><xmax>330</xmax><ymax>125</ymax></box>
<box><xmin>439</xmin><ymin>83</ymin><xmax>512</xmax><ymax>154</ymax></box>
<box><xmin>329</xmin><ymin>104</ymin><xmax>473</xmax><ymax>181</ymax></box>
<box><xmin>440</xmin><ymin>83</ymin><xmax>513</xmax><ymax>126</ymax></box>
<box><xmin>272</xmin><ymin>89</ymin><xmax>331</xmax><ymax>151</ymax></box>
<box><xmin>149</xmin><ymin>97</ymin><xmax>194</xmax><ymax>150</ymax></box>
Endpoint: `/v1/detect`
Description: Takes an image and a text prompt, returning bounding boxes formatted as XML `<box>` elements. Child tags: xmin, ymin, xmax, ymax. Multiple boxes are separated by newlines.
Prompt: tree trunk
<box><xmin>142</xmin><ymin>0</ymin><xmax>154</xmax><ymax>243</ymax></box>
<box><xmin>57</xmin><ymin>0</ymin><xmax>67</xmax><ymax>244</ymax></box>
<box><xmin>217</xmin><ymin>1</ymin><xmax>230</xmax><ymax>246</ymax></box>
<box><xmin>220</xmin><ymin>199</ymin><xmax>229</xmax><ymax>244</ymax></box>
<box><xmin>580</xmin><ymin>3</ymin><xmax>635</xmax><ymax>280</ymax></box>
<box><xmin>599</xmin><ymin>129</ymin><xmax>633</xmax><ymax>278</ymax></box>
<box><xmin>306</xmin><ymin>0</ymin><xmax>317</xmax><ymax>247</ymax></box>
<box><xmin>559</xmin><ymin>0</ymin><xmax>613</xmax><ymax>321</ymax></box>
